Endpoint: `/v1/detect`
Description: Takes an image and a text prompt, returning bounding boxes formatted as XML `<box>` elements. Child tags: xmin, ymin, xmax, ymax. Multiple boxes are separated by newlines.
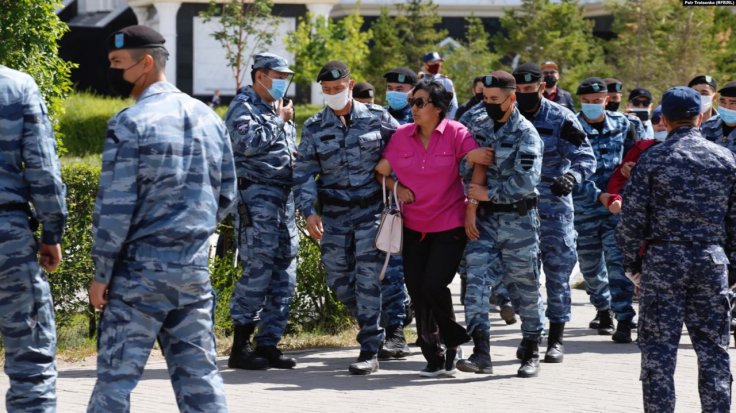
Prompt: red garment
<box><xmin>606</xmin><ymin>139</ymin><xmax>659</xmax><ymax>206</ymax></box>
<box><xmin>543</xmin><ymin>87</ymin><xmax>558</xmax><ymax>102</ymax></box>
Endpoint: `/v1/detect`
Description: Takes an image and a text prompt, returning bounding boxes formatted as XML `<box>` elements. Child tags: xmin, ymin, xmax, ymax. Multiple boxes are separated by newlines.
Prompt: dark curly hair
<box><xmin>411</xmin><ymin>79</ymin><xmax>453</xmax><ymax>119</ymax></box>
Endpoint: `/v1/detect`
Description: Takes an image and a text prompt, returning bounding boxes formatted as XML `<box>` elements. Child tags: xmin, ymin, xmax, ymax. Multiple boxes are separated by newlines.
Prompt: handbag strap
<box><xmin>382</xmin><ymin>175</ymin><xmax>401</xmax><ymax>212</ymax></box>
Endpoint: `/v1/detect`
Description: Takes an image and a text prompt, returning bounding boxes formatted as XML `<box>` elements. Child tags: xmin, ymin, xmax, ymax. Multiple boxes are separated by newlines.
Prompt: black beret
<box><xmin>605</xmin><ymin>78</ymin><xmax>623</xmax><ymax>93</ymax></box>
<box><xmin>353</xmin><ymin>82</ymin><xmax>375</xmax><ymax>99</ymax></box>
<box><xmin>629</xmin><ymin>88</ymin><xmax>652</xmax><ymax>102</ymax></box>
<box><xmin>512</xmin><ymin>63</ymin><xmax>542</xmax><ymax>84</ymax></box>
<box><xmin>718</xmin><ymin>81</ymin><xmax>736</xmax><ymax>98</ymax></box>
<box><xmin>482</xmin><ymin>70</ymin><xmax>516</xmax><ymax>89</ymax></box>
<box><xmin>688</xmin><ymin>75</ymin><xmax>717</xmax><ymax>90</ymax></box>
<box><xmin>383</xmin><ymin>68</ymin><xmax>418</xmax><ymax>85</ymax></box>
<box><xmin>317</xmin><ymin>61</ymin><xmax>350</xmax><ymax>82</ymax></box>
<box><xmin>106</xmin><ymin>25</ymin><xmax>166</xmax><ymax>52</ymax></box>
<box><xmin>576</xmin><ymin>77</ymin><xmax>607</xmax><ymax>95</ymax></box>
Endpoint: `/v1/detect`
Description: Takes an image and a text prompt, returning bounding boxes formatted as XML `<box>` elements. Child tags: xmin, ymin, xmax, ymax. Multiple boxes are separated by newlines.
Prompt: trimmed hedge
<box><xmin>54</xmin><ymin>162</ymin><xmax>350</xmax><ymax>337</ymax></box>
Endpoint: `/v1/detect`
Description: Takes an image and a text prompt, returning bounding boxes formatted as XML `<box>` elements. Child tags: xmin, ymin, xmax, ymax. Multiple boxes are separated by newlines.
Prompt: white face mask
<box><xmin>653</xmin><ymin>130</ymin><xmax>668</xmax><ymax>142</ymax></box>
<box><xmin>324</xmin><ymin>88</ymin><xmax>351</xmax><ymax>111</ymax></box>
<box><xmin>700</xmin><ymin>94</ymin><xmax>713</xmax><ymax>113</ymax></box>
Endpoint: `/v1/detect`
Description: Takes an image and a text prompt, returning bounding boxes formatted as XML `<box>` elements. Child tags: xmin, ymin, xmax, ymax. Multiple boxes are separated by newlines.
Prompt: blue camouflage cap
<box><xmin>661</xmin><ymin>86</ymin><xmax>702</xmax><ymax>121</ymax></box>
<box><xmin>252</xmin><ymin>52</ymin><xmax>294</xmax><ymax>74</ymax></box>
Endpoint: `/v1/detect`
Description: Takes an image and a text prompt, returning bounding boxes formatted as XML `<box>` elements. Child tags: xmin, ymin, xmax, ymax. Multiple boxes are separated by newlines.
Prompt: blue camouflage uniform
<box><xmin>617</xmin><ymin>125</ymin><xmax>735</xmax><ymax>413</ymax></box>
<box><xmin>294</xmin><ymin>100</ymin><xmax>399</xmax><ymax>355</ymax></box>
<box><xmin>529</xmin><ymin>98</ymin><xmax>596</xmax><ymax>323</ymax></box>
<box><xmin>424</xmin><ymin>74</ymin><xmax>459</xmax><ymax>119</ymax></box>
<box><xmin>87</xmin><ymin>81</ymin><xmax>236</xmax><ymax>412</ymax></box>
<box><xmin>459</xmin><ymin>105</ymin><xmax>545</xmax><ymax>340</ymax></box>
<box><xmin>702</xmin><ymin>114</ymin><xmax>736</xmax><ymax>152</ymax></box>
<box><xmin>381</xmin><ymin>104</ymin><xmax>412</xmax><ymax>331</ymax></box>
<box><xmin>623</xmin><ymin>113</ymin><xmax>648</xmax><ymax>151</ymax></box>
<box><xmin>226</xmin><ymin>85</ymin><xmax>298</xmax><ymax>347</ymax></box>
<box><xmin>0</xmin><ymin>65</ymin><xmax>67</xmax><ymax>413</ymax></box>
<box><xmin>573</xmin><ymin>110</ymin><xmax>635</xmax><ymax>322</ymax></box>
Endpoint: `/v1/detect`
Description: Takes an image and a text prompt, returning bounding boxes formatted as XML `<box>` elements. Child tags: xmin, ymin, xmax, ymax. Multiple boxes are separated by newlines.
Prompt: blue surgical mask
<box><xmin>719</xmin><ymin>106</ymin><xmax>736</xmax><ymax>124</ymax></box>
<box><xmin>653</xmin><ymin>130</ymin><xmax>668</xmax><ymax>142</ymax></box>
<box><xmin>581</xmin><ymin>103</ymin><xmax>604</xmax><ymax>120</ymax></box>
<box><xmin>267</xmin><ymin>78</ymin><xmax>289</xmax><ymax>100</ymax></box>
<box><xmin>386</xmin><ymin>91</ymin><xmax>409</xmax><ymax>110</ymax></box>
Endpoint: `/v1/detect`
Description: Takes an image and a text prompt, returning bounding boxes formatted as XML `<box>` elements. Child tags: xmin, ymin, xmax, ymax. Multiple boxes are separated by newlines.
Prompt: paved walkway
<box><xmin>1</xmin><ymin>276</ymin><xmax>734</xmax><ymax>412</ymax></box>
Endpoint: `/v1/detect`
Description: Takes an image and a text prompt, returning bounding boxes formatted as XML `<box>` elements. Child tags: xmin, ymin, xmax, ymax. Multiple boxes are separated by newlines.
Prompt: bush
<box><xmin>58</xmin><ymin>93</ymin><xmax>131</xmax><ymax>157</ymax></box>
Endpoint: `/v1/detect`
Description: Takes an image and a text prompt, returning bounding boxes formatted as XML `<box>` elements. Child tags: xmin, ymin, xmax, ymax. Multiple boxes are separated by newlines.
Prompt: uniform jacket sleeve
<box><xmin>217</xmin><ymin>125</ymin><xmax>237</xmax><ymax>222</ymax></box>
<box><xmin>487</xmin><ymin>126</ymin><xmax>543</xmax><ymax>202</ymax></box>
<box><xmin>92</xmin><ymin>113</ymin><xmax>140</xmax><ymax>284</ymax></box>
<box><xmin>21</xmin><ymin>78</ymin><xmax>67</xmax><ymax>244</ymax></box>
<box><xmin>380</xmin><ymin>110</ymin><xmax>400</xmax><ymax>142</ymax></box>
<box><xmin>616</xmin><ymin>158</ymin><xmax>651</xmax><ymax>273</ymax></box>
<box><xmin>226</xmin><ymin>100</ymin><xmax>286</xmax><ymax>157</ymax></box>
<box><xmin>293</xmin><ymin>125</ymin><xmax>320</xmax><ymax>217</ymax></box>
<box><xmin>558</xmin><ymin>114</ymin><xmax>596</xmax><ymax>184</ymax></box>
<box><xmin>726</xmin><ymin>164</ymin><xmax>736</xmax><ymax>280</ymax></box>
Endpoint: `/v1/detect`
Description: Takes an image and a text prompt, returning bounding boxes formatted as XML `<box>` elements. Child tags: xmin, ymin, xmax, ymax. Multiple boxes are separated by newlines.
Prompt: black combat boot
<box><xmin>228</xmin><ymin>324</ymin><xmax>268</xmax><ymax>370</ymax></box>
<box><xmin>589</xmin><ymin>311</ymin><xmax>600</xmax><ymax>329</ymax></box>
<box><xmin>517</xmin><ymin>337</ymin><xmax>540</xmax><ymax>378</ymax></box>
<box><xmin>456</xmin><ymin>330</ymin><xmax>493</xmax><ymax>374</ymax></box>
<box><xmin>255</xmin><ymin>345</ymin><xmax>297</xmax><ymax>369</ymax></box>
<box><xmin>612</xmin><ymin>319</ymin><xmax>633</xmax><ymax>343</ymax></box>
<box><xmin>499</xmin><ymin>303</ymin><xmax>518</xmax><ymax>325</ymax></box>
<box><xmin>544</xmin><ymin>323</ymin><xmax>565</xmax><ymax>363</ymax></box>
<box><xmin>348</xmin><ymin>351</ymin><xmax>379</xmax><ymax>375</ymax></box>
<box><xmin>597</xmin><ymin>309</ymin><xmax>615</xmax><ymax>335</ymax></box>
<box><xmin>378</xmin><ymin>325</ymin><xmax>411</xmax><ymax>359</ymax></box>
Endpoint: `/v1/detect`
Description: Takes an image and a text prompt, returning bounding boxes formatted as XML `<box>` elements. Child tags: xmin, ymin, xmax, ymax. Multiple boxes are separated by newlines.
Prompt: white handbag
<box><xmin>375</xmin><ymin>176</ymin><xmax>403</xmax><ymax>281</ymax></box>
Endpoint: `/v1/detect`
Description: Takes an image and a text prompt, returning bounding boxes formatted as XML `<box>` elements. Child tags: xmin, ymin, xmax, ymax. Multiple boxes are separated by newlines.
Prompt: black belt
<box><xmin>480</xmin><ymin>197</ymin><xmax>538</xmax><ymax>215</ymax></box>
<box><xmin>237</xmin><ymin>177</ymin><xmax>291</xmax><ymax>190</ymax></box>
<box><xmin>647</xmin><ymin>239</ymin><xmax>704</xmax><ymax>245</ymax></box>
<box><xmin>0</xmin><ymin>202</ymin><xmax>39</xmax><ymax>231</ymax></box>
<box><xmin>320</xmin><ymin>191</ymin><xmax>382</xmax><ymax>208</ymax></box>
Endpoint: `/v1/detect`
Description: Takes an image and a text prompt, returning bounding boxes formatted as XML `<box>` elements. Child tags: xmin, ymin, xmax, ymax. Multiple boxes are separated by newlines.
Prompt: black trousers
<box><xmin>402</xmin><ymin>226</ymin><xmax>470</xmax><ymax>363</ymax></box>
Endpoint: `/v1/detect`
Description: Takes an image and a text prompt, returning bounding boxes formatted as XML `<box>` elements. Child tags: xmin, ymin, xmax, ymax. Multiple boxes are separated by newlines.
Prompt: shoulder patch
<box><xmin>235</xmin><ymin>120</ymin><xmax>249</xmax><ymax>135</ymax></box>
<box><xmin>560</xmin><ymin>119</ymin><xmax>586</xmax><ymax>147</ymax></box>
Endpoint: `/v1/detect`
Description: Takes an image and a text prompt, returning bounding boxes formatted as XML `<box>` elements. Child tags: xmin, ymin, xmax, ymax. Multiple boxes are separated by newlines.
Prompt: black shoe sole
<box><xmin>348</xmin><ymin>366</ymin><xmax>377</xmax><ymax>375</ymax></box>
<box><xmin>228</xmin><ymin>360</ymin><xmax>269</xmax><ymax>370</ymax></box>
<box><xmin>612</xmin><ymin>335</ymin><xmax>632</xmax><ymax>344</ymax></box>
<box><xmin>544</xmin><ymin>354</ymin><xmax>563</xmax><ymax>363</ymax></box>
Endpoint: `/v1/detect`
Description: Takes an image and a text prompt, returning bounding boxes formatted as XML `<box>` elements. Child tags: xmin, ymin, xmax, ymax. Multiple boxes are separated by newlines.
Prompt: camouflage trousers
<box><xmin>539</xmin><ymin>212</ymin><xmax>578</xmax><ymax>323</ymax></box>
<box><xmin>574</xmin><ymin>207</ymin><xmax>635</xmax><ymax>321</ymax></box>
<box><xmin>381</xmin><ymin>256</ymin><xmax>409</xmax><ymax>329</ymax></box>
<box><xmin>320</xmin><ymin>202</ymin><xmax>384</xmax><ymax>353</ymax></box>
<box><xmin>230</xmin><ymin>184</ymin><xmax>297</xmax><ymax>346</ymax></box>
<box><xmin>465</xmin><ymin>208</ymin><xmax>545</xmax><ymax>339</ymax></box>
<box><xmin>87</xmin><ymin>261</ymin><xmax>227</xmax><ymax>413</ymax></box>
<box><xmin>638</xmin><ymin>243</ymin><xmax>732</xmax><ymax>413</ymax></box>
<box><xmin>0</xmin><ymin>213</ymin><xmax>56</xmax><ymax>413</ymax></box>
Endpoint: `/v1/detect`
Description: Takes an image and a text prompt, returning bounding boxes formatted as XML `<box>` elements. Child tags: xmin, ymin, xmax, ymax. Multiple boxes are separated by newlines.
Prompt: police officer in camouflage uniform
<box><xmin>604</xmin><ymin>79</ymin><xmax>648</xmax><ymax>148</ymax></box>
<box><xmin>377</xmin><ymin>67</ymin><xmax>417</xmax><ymax>359</ymax></box>
<box><xmin>421</xmin><ymin>52</ymin><xmax>458</xmax><ymax>119</ymax></box>
<box><xmin>456</xmin><ymin>71</ymin><xmax>545</xmax><ymax>378</ymax></box>
<box><xmin>294</xmin><ymin>61</ymin><xmax>399</xmax><ymax>375</ymax></box>
<box><xmin>617</xmin><ymin>86</ymin><xmax>734</xmax><ymax>413</ymax></box>
<box><xmin>512</xmin><ymin>63</ymin><xmax>596</xmax><ymax>363</ymax></box>
<box><xmin>353</xmin><ymin>82</ymin><xmax>376</xmax><ymax>105</ymax></box>
<box><xmin>87</xmin><ymin>26</ymin><xmax>235</xmax><ymax>412</ymax></box>
<box><xmin>702</xmin><ymin>81</ymin><xmax>736</xmax><ymax>152</ymax></box>
<box><xmin>573</xmin><ymin>77</ymin><xmax>636</xmax><ymax>343</ymax></box>
<box><xmin>226</xmin><ymin>53</ymin><xmax>298</xmax><ymax>371</ymax></box>
<box><xmin>0</xmin><ymin>65</ymin><xmax>67</xmax><ymax>413</ymax></box>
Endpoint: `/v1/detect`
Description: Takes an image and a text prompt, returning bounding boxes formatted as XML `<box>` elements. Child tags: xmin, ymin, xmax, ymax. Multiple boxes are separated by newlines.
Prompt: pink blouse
<box><xmin>383</xmin><ymin>119</ymin><xmax>478</xmax><ymax>233</ymax></box>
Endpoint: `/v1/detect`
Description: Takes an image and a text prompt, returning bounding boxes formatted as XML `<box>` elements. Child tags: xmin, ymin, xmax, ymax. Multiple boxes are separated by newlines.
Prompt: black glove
<box><xmin>550</xmin><ymin>173</ymin><xmax>576</xmax><ymax>197</ymax></box>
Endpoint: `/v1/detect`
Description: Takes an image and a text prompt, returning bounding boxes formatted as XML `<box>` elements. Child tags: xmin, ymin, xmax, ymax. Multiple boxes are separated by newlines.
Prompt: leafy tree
<box><xmin>395</xmin><ymin>0</ymin><xmax>448</xmax><ymax>70</ymax></box>
<box><xmin>712</xmin><ymin>8</ymin><xmax>736</xmax><ymax>84</ymax></box>
<box><xmin>443</xmin><ymin>16</ymin><xmax>500</xmax><ymax>103</ymax></box>
<box><xmin>0</xmin><ymin>0</ymin><xmax>75</xmax><ymax>142</ymax></box>
<box><xmin>494</xmin><ymin>0</ymin><xmax>607</xmax><ymax>98</ymax></box>
<box><xmin>200</xmin><ymin>0</ymin><xmax>280</xmax><ymax>91</ymax></box>
<box><xmin>364</xmin><ymin>7</ymin><xmax>407</xmax><ymax>101</ymax></box>
<box><xmin>285</xmin><ymin>7</ymin><xmax>372</xmax><ymax>87</ymax></box>
<box><xmin>607</xmin><ymin>0</ymin><xmax>717</xmax><ymax>101</ymax></box>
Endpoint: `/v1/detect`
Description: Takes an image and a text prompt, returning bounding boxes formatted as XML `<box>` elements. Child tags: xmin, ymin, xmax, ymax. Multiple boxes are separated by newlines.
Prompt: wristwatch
<box><xmin>469</xmin><ymin>198</ymin><xmax>479</xmax><ymax>205</ymax></box>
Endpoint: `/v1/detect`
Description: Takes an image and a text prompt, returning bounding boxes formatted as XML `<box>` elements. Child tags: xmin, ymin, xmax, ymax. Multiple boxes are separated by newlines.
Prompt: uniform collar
<box><xmin>138</xmin><ymin>81</ymin><xmax>180</xmax><ymax>102</ymax></box>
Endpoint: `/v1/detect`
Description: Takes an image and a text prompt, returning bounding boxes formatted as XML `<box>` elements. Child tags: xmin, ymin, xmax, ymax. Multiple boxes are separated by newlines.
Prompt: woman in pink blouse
<box><xmin>375</xmin><ymin>80</ymin><xmax>486</xmax><ymax>377</ymax></box>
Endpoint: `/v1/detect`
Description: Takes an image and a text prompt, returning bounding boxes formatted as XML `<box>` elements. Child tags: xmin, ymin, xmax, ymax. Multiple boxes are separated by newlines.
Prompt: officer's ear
<box><xmin>695</xmin><ymin>113</ymin><xmax>704</xmax><ymax>128</ymax></box>
<box><xmin>348</xmin><ymin>79</ymin><xmax>355</xmax><ymax>91</ymax></box>
<box><xmin>539</xmin><ymin>81</ymin><xmax>546</xmax><ymax>95</ymax></box>
<box><xmin>142</xmin><ymin>53</ymin><xmax>155</xmax><ymax>74</ymax></box>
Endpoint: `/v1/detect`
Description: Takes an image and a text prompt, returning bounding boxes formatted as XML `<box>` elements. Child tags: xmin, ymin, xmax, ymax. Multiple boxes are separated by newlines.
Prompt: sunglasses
<box><xmin>542</xmin><ymin>71</ymin><xmax>557</xmax><ymax>76</ymax></box>
<box><xmin>631</xmin><ymin>99</ymin><xmax>651</xmax><ymax>107</ymax></box>
<box><xmin>408</xmin><ymin>97</ymin><xmax>433</xmax><ymax>109</ymax></box>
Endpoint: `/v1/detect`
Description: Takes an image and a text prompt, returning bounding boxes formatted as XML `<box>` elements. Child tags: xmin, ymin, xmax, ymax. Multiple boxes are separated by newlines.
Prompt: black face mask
<box><xmin>544</xmin><ymin>75</ymin><xmax>557</xmax><ymax>87</ymax></box>
<box><xmin>516</xmin><ymin>90</ymin><xmax>541</xmax><ymax>113</ymax></box>
<box><xmin>485</xmin><ymin>97</ymin><xmax>510</xmax><ymax>122</ymax></box>
<box><xmin>107</xmin><ymin>59</ymin><xmax>144</xmax><ymax>97</ymax></box>
<box><xmin>606</xmin><ymin>101</ymin><xmax>620</xmax><ymax>112</ymax></box>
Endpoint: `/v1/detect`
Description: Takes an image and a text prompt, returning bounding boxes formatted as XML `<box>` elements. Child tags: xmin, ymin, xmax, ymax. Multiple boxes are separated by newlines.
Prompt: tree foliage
<box><xmin>443</xmin><ymin>16</ymin><xmax>500</xmax><ymax>103</ymax></box>
<box><xmin>0</xmin><ymin>0</ymin><xmax>75</xmax><ymax>144</ymax></box>
<box><xmin>394</xmin><ymin>0</ymin><xmax>448</xmax><ymax>70</ymax></box>
<box><xmin>364</xmin><ymin>7</ymin><xmax>407</xmax><ymax>100</ymax></box>
<box><xmin>200</xmin><ymin>0</ymin><xmax>280</xmax><ymax>91</ymax></box>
